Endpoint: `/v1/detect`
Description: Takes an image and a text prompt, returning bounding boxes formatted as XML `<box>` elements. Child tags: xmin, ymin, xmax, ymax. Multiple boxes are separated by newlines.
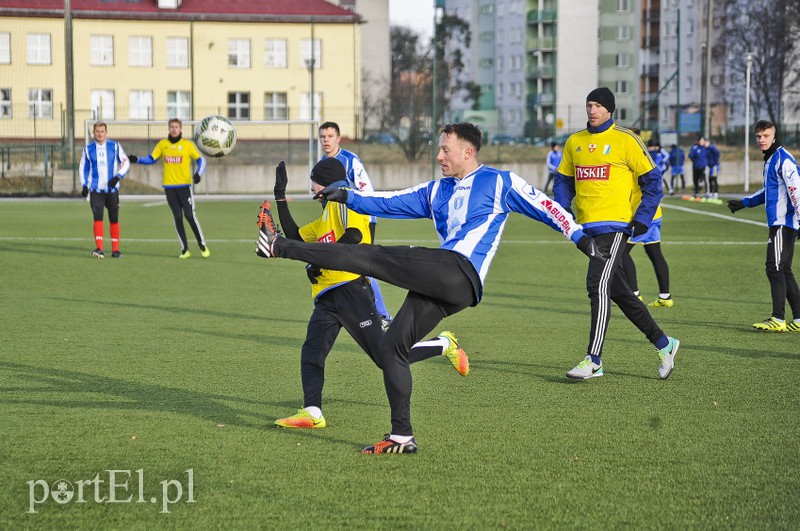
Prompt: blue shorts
<box><xmin>629</xmin><ymin>218</ymin><xmax>662</xmax><ymax>245</ymax></box>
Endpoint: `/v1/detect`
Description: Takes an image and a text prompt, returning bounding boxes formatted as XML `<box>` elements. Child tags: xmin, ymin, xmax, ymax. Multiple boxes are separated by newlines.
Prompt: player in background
<box><xmin>688</xmin><ymin>136</ymin><xmax>707</xmax><ymax>197</ymax></box>
<box><xmin>668</xmin><ymin>144</ymin><xmax>686</xmax><ymax>194</ymax></box>
<box><xmin>705</xmin><ymin>138</ymin><xmax>721</xmax><ymax>199</ymax></box>
<box><xmin>554</xmin><ymin>87</ymin><xmax>680</xmax><ymax>381</ymax></box>
<box><xmin>623</xmin><ymin>132</ymin><xmax>673</xmax><ymax>308</ymax></box>
<box><xmin>318</xmin><ymin>121</ymin><xmax>391</xmax><ymax>326</ymax></box>
<box><xmin>129</xmin><ymin>119</ymin><xmax>210</xmax><ymax>259</ymax></box>
<box><xmin>647</xmin><ymin>140</ymin><xmax>672</xmax><ymax>196</ymax></box>
<box><xmin>79</xmin><ymin>121</ymin><xmax>130</xmax><ymax>259</ymax></box>
<box><xmin>270</xmin><ymin>158</ymin><xmax>469</xmax><ymax>429</ymax></box>
<box><xmin>727</xmin><ymin>119</ymin><xmax>800</xmax><ymax>332</ymax></box>
<box><xmin>543</xmin><ymin>142</ymin><xmax>562</xmax><ymax>194</ymax></box>
<box><xmin>256</xmin><ymin>122</ymin><xmax>602</xmax><ymax>454</ymax></box>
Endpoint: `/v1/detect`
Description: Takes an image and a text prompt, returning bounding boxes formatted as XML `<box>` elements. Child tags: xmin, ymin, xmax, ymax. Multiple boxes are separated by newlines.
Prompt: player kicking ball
<box><xmin>255</xmin><ymin>123</ymin><xmax>601</xmax><ymax>454</ymax></box>
<box><xmin>268</xmin><ymin>159</ymin><xmax>469</xmax><ymax>432</ymax></box>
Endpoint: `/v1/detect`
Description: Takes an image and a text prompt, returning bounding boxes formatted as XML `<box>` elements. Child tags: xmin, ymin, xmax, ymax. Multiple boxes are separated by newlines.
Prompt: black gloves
<box><xmin>128</xmin><ymin>155</ymin><xmax>138</xmax><ymax>163</ymax></box>
<box><xmin>193</xmin><ymin>172</ymin><xmax>201</xmax><ymax>184</ymax></box>
<box><xmin>313</xmin><ymin>184</ymin><xmax>348</xmax><ymax>204</ymax></box>
<box><xmin>727</xmin><ymin>200</ymin><xmax>744</xmax><ymax>214</ymax></box>
<box><xmin>81</xmin><ymin>186</ymin><xmax>89</xmax><ymax>197</ymax></box>
<box><xmin>274</xmin><ymin>161</ymin><xmax>287</xmax><ymax>200</ymax></box>
<box><xmin>305</xmin><ymin>264</ymin><xmax>322</xmax><ymax>284</ymax></box>
<box><xmin>577</xmin><ymin>235</ymin><xmax>607</xmax><ymax>261</ymax></box>
<box><xmin>627</xmin><ymin>221</ymin><xmax>649</xmax><ymax>238</ymax></box>
<box><xmin>108</xmin><ymin>176</ymin><xmax>120</xmax><ymax>189</ymax></box>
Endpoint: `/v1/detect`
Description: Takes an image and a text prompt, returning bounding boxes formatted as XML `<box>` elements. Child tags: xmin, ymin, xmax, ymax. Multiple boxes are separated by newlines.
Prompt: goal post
<box><xmin>83</xmin><ymin>118</ymin><xmax>319</xmax><ymax>195</ymax></box>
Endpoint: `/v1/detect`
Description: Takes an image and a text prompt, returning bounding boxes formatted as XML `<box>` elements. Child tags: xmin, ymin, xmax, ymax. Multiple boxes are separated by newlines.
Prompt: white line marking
<box><xmin>662</xmin><ymin>202</ymin><xmax>768</xmax><ymax>227</ymax></box>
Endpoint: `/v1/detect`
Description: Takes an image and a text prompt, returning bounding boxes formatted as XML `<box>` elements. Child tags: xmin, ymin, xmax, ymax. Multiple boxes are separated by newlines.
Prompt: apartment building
<box><xmin>0</xmin><ymin>0</ymin><xmax>361</xmax><ymax>140</ymax></box>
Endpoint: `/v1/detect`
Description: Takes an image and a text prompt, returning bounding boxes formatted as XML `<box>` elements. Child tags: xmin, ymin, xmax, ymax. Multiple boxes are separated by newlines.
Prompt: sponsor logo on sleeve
<box><xmin>540</xmin><ymin>198</ymin><xmax>573</xmax><ymax>232</ymax></box>
<box><xmin>575</xmin><ymin>164</ymin><xmax>611</xmax><ymax>181</ymax></box>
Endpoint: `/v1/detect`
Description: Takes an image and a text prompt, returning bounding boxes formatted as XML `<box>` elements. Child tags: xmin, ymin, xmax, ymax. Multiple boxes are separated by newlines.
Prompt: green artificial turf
<box><xmin>0</xmin><ymin>196</ymin><xmax>797</xmax><ymax>528</ymax></box>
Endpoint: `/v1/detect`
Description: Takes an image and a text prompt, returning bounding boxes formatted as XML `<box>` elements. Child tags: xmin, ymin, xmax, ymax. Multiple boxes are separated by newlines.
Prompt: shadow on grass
<box><xmin>0</xmin><ymin>361</ymin><xmax>372</xmax><ymax>451</ymax></box>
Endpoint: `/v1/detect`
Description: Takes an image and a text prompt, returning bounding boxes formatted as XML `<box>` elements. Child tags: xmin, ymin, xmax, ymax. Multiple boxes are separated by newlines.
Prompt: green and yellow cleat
<box><xmin>200</xmin><ymin>246</ymin><xmax>211</xmax><ymax>258</ymax></box>
<box><xmin>649</xmin><ymin>297</ymin><xmax>674</xmax><ymax>308</ymax></box>
<box><xmin>787</xmin><ymin>321</ymin><xmax>800</xmax><ymax>332</ymax></box>
<box><xmin>752</xmin><ymin>317</ymin><xmax>787</xmax><ymax>332</ymax></box>
<box><xmin>178</xmin><ymin>250</ymin><xmax>191</xmax><ymax>260</ymax></box>
<box><xmin>439</xmin><ymin>331</ymin><xmax>469</xmax><ymax>377</ymax></box>
<box><xmin>275</xmin><ymin>409</ymin><xmax>326</xmax><ymax>429</ymax></box>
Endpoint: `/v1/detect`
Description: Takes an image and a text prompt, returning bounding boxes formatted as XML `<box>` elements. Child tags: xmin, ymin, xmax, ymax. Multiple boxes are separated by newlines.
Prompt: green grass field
<box><xmin>1</xmin><ymin>196</ymin><xmax>798</xmax><ymax>528</ymax></box>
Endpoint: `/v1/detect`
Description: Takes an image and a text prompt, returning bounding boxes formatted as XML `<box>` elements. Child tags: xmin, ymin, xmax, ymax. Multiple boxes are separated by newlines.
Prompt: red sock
<box><xmin>93</xmin><ymin>221</ymin><xmax>104</xmax><ymax>250</ymax></box>
<box><xmin>110</xmin><ymin>222</ymin><xmax>120</xmax><ymax>252</ymax></box>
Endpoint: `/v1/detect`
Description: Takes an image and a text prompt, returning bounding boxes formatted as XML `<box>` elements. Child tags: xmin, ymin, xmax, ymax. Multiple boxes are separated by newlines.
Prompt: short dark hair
<box><xmin>442</xmin><ymin>123</ymin><xmax>483</xmax><ymax>152</ymax></box>
<box><xmin>319</xmin><ymin>121</ymin><xmax>340</xmax><ymax>135</ymax></box>
<box><xmin>93</xmin><ymin>121</ymin><xmax>107</xmax><ymax>131</ymax></box>
<box><xmin>169</xmin><ymin>118</ymin><xmax>182</xmax><ymax>127</ymax></box>
<box><xmin>754</xmin><ymin>119</ymin><xmax>776</xmax><ymax>133</ymax></box>
<box><xmin>551</xmin><ymin>142</ymin><xmax>558</xmax><ymax>149</ymax></box>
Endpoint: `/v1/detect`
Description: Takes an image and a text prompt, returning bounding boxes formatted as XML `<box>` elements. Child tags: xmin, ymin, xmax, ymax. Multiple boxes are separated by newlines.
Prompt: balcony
<box><xmin>527</xmin><ymin>36</ymin><xmax>556</xmax><ymax>51</ymax></box>
<box><xmin>526</xmin><ymin>92</ymin><xmax>555</xmax><ymax>106</ymax></box>
<box><xmin>527</xmin><ymin>9</ymin><xmax>557</xmax><ymax>24</ymax></box>
<box><xmin>640</xmin><ymin>63</ymin><xmax>659</xmax><ymax>77</ymax></box>
<box><xmin>526</xmin><ymin>64</ymin><xmax>556</xmax><ymax>79</ymax></box>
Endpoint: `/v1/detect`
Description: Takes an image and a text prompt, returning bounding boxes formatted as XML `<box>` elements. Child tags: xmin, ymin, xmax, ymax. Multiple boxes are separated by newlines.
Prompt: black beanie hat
<box><xmin>586</xmin><ymin>87</ymin><xmax>616</xmax><ymax>114</ymax></box>
<box><xmin>310</xmin><ymin>158</ymin><xmax>347</xmax><ymax>187</ymax></box>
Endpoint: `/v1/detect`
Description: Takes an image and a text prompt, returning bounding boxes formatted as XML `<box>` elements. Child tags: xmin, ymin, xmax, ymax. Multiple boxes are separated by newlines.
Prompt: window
<box><xmin>687</xmin><ymin>19</ymin><xmax>694</xmax><ymax>35</ymax></box>
<box><xmin>28</xmin><ymin>88</ymin><xmax>53</xmax><ymax>118</ymax></box>
<box><xmin>686</xmin><ymin>76</ymin><xmax>693</xmax><ymax>90</ymax></box>
<box><xmin>618</xmin><ymin>108</ymin><xmax>628</xmax><ymax>120</ymax></box>
<box><xmin>0</xmin><ymin>33</ymin><xmax>10</xmax><ymax>64</ymax></box>
<box><xmin>617</xmin><ymin>0</ymin><xmax>630</xmax><ymax>12</ymax></box>
<box><xmin>479</xmin><ymin>32</ymin><xmax>494</xmax><ymax>42</ymax></box>
<box><xmin>167</xmin><ymin>90</ymin><xmax>191</xmax><ymax>120</ymax></box>
<box><xmin>616</xmin><ymin>80</ymin><xmax>629</xmax><ymax>94</ymax></box>
<box><xmin>617</xmin><ymin>26</ymin><xmax>630</xmax><ymax>40</ymax></box>
<box><xmin>90</xmin><ymin>90</ymin><xmax>115</xmax><ymax>120</ymax></box>
<box><xmin>498</xmin><ymin>83</ymin><xmax>504</xmax><ymax>96</ymax></box>
<box><xmin>167</xmin><ymin>37</ymin><xmax>189</xmax><ymax>68</ymax></box>
<box><xmin>264</xmin><ymin>92</ymin><xmax>287</xmax><ymax>120</ymax></box>
<box><xmin>90</xmin><ymin>35</ymin><xmax>114</xmax><ymax>66</ymax></box>
<box><xmin>300</xmin><ymin>39</ymin><xmax>322</xmax><ymax>69</ymax></box>
<box><xmin>300</xmin><ymin>91</ymin><xmax>322</xmax><ymax>121</ymax></box>
<box><xmin>129</xmin><ymin>90</ymin><xmax>153</xmax><ymax>120</ymax></box>
<box><xmin>27</xmin><ymin>34</ymin><xmax>51</xmax><ymax>65</ymax></box>
<box><xmin>265</xmin><ymin>39</ymin><xmax>287</xmax><ymax>68</ymax></box>
<box><xmin>228</xmin><ymin>92</ymin><xmax>250</xmax><ymax>119</ymax></box>
<box><xmin>615</xmin><ymin>53</ymin><xmax>629</xmax><ymax>68</ymax></box>
<box><xmin>686</xmin><ymin>48</ymin><xmax>693</xmax><ymax>64</ymax></box>
<box><xmin>496</xmin><ymin>56</ymin><xmax>504</xmax><ymax>70</ymax></box>
<box><xmin>0</xmin><ymin>88</ymin><xmax>11</xmax><ymax>118</ymax></box>
<box><xmin>129</xmin><ymin>36</ymin><xmax>152</xmax><ymax>67</ymax></box>
<box><xmin>228</xmin><ymin>39</ymin><xmax>251</xmax><ymax>68</ymax></box>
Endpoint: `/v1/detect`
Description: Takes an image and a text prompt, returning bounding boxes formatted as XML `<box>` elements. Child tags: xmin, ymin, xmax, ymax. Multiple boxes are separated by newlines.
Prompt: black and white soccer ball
<box><xmin>194</xmin><ymin>115</ymin><xmax>237</xmax><ymax>157</ymax></box>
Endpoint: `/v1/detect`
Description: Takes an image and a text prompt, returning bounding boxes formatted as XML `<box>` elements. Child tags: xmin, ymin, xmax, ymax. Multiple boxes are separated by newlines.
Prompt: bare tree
<box><xmin>722</xmin><ymin>0</ymin><xmax>800</xmax><ymax>129</ymax></box>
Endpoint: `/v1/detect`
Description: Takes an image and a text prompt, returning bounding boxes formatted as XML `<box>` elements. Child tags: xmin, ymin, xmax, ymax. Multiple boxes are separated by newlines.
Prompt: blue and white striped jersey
<box><xmin>743</xmin><ymin>145</ymin><xmax>800</xmax><ymax>229</ymax></box>
<box><xmin>79</xmin><ymin>140</ymin><xmax>130</xmax><ymax>192</ymax></box>
<box><xmin>323</xmin><ymin>149</ymin><xmax>373</xmax><ymax>193</ymax></box>
<box><xmin>345</xmin><ymin>164</ymin><xmax>585</xmax><ymax>287</ymax></box>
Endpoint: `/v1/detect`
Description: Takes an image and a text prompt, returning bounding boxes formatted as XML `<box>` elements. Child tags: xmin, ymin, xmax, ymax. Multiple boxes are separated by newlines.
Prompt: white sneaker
<box><xmin>566</xmin><ymin>356</ymin><xmax>604</xmax><ymax>380</ymax></box>
<box><xmin>657</xmin><ymin>337</ymin><xmax>680</xmax><ymax>380</ymax></box>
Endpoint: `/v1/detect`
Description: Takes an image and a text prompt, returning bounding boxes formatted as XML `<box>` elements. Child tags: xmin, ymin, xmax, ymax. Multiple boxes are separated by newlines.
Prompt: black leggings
<box><xmin>164</xmin><ymin>186</ymin><xmax>206</xmax><ymax>252</ymax></box>
<box><xmin>621</xmin><ymin>242</ymin><xmax>670</xmax><ymax>295</ymax></box>
<box><xmin>274</xmin><ymin>239</ymin><xmax>479</xmax><ymax>435</ymax></box>
<box><xmin>765</xmin><ymin>226</ymin><xmax>800</xmax><ymax>320</ymax></box>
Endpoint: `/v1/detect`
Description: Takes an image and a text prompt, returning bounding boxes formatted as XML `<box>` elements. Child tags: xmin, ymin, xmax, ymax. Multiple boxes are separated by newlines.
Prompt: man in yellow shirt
<box><xmin>270</xmin><ymin>158</ymin><xmax>469</xmax><ymax>429</ymax></box>
<box><xmin>129</xmin><ymin>119</ymin><xmax>209</xmax><ymax>259</ymax></box>
<box><xmin>555</xmin><ymin>87</ymin><xmax>680</xmax><ymax>380</ymax></box>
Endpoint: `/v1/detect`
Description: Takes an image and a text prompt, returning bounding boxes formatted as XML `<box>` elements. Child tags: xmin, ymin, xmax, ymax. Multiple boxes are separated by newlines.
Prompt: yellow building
<box><xmin>0</xmin><ymin>0</ymin><xmax>362</xmax><ymax>140</ymax></box>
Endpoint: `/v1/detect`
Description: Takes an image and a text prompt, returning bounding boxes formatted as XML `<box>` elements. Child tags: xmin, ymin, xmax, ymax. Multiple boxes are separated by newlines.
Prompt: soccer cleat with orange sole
<box><xmin>361</xmin><ymin>435</ymin><xmax>418</xmax><ymax>454</ymax></box>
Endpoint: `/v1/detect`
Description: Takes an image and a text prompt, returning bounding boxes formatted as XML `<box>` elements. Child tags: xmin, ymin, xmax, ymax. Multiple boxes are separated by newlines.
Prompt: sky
<box><xmin>389</xmin><ymin>0</ymin><xmax>435</xmax><ymax>41</ymax></box>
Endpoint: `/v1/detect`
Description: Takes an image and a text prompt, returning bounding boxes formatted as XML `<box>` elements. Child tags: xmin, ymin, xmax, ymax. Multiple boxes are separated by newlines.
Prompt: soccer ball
<box><xmin>194</xmin><ymin>115</ymin><xmax>237</xmax><ymax>157</ymax></box>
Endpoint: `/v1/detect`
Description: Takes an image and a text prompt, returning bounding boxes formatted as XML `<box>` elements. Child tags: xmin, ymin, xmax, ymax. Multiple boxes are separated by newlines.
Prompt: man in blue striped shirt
<box><xmin>79</xmin><ymin>122</ymin><xmax>130</xmax><ymax>258</ymax></box>
<box><xmin>728</xmin><ymin>119</ymin><xmax>800</xmax><ymax>332</ymax></box>
<box><xmin>255</xmin><ymin>122</ymin><xmax>603</xmax><ymax>454</ymax></box>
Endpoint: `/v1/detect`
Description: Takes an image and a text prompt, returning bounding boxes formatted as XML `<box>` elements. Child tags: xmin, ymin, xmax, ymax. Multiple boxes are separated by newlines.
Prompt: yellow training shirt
<box><xmin>558</xmin><ymin>124</ymin><xmax>656</xmax><ymax>225</ymax></box>
<box><xmin>299</xmin><ymin>200</ymin><xmax>372</xmax><ymax>301</ymax></box>
<box><xmin>150</xmin><ymin>138</ymin><xmax>203</xmax><ymax>187</ymax></box>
